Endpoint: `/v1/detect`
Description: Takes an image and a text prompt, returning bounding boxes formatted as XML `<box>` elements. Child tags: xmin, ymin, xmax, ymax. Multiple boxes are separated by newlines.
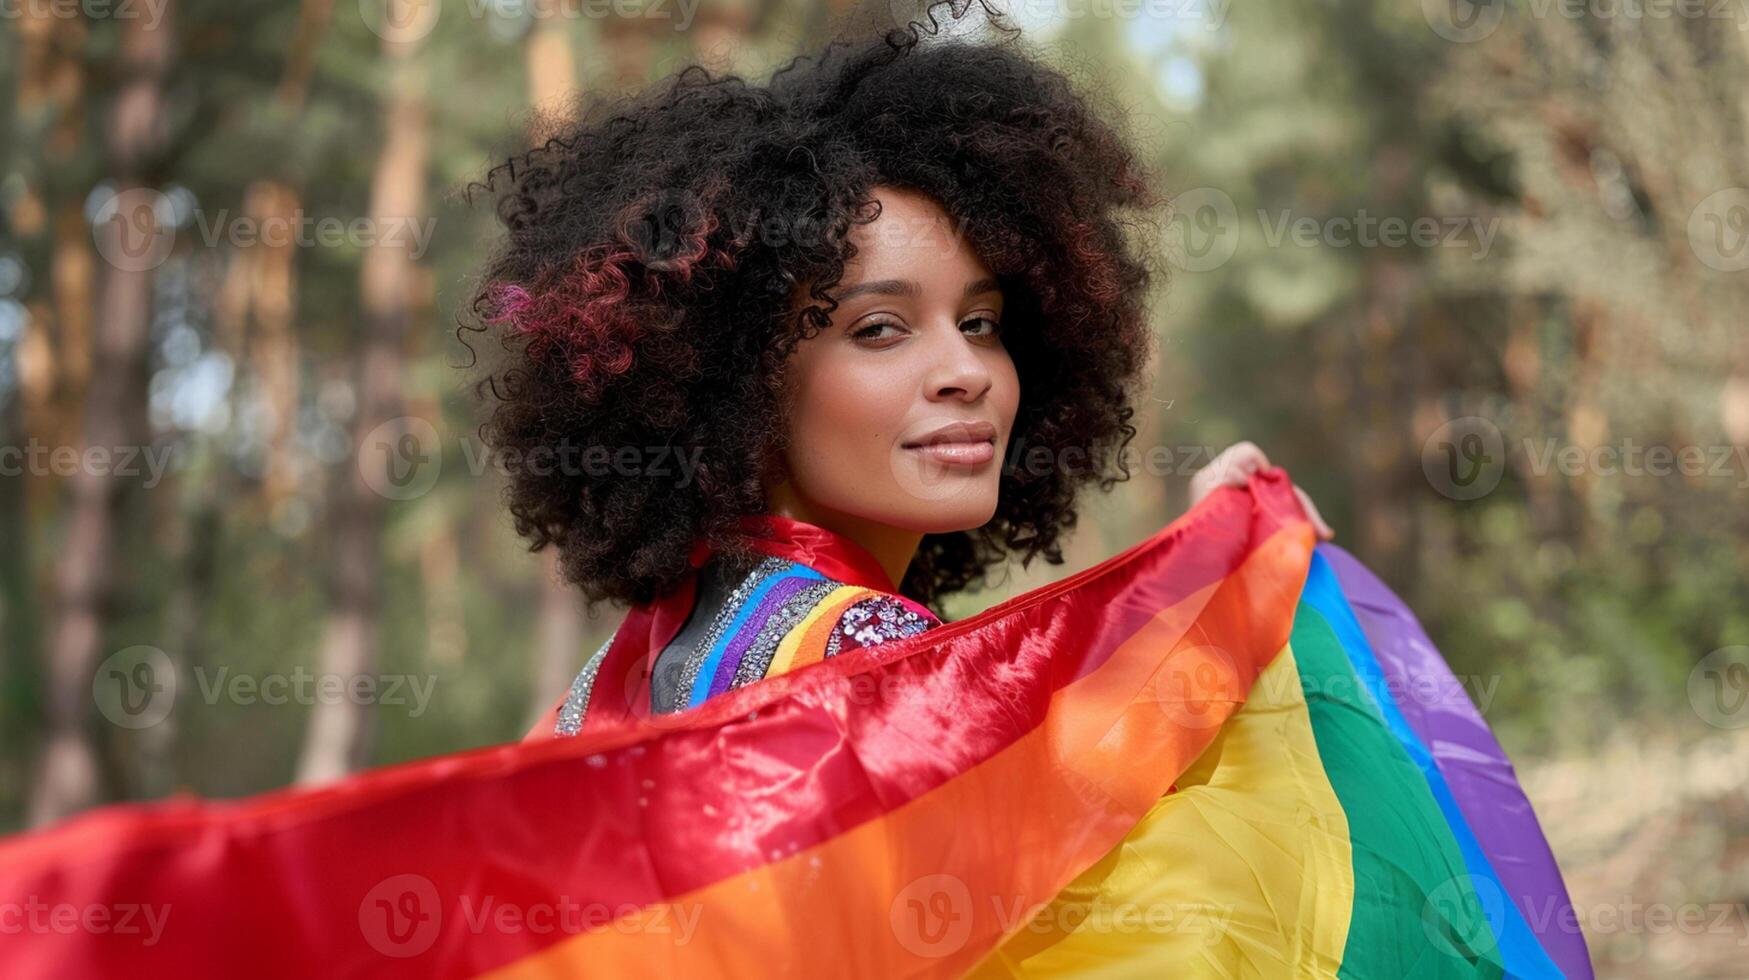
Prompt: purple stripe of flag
<box><xmin>1320</xmin><ymin>543</ymin><xmax>1594</xmax><ymax>980</ymax></box>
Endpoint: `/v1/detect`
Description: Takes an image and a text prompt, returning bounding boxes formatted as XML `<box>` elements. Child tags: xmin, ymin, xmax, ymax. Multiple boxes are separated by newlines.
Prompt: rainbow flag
<box><xmin>0</xmin><ymin>470</ymin><xmax>1588</xmax><ymax>978</ymax></box>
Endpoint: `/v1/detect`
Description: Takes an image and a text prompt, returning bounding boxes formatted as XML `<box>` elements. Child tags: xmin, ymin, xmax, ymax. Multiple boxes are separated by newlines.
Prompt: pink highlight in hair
<box><xmin>484</xmin><ymin>225</ymin><xmax>737</xmax><ymax>402</ymax></box>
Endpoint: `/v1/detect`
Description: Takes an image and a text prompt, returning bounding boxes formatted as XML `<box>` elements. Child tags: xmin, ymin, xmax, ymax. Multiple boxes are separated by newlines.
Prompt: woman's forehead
<box><xmin>840</xmin><ymin>190</ymin><xmax>990</xmax><ymax>281</ymax></box>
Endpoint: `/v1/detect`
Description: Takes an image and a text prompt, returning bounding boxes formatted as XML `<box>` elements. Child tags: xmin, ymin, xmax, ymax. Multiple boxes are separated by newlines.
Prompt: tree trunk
<box><xmin>29</xmin><ymin>3</ymin><xmax>175</xmax><ymax>826</ymax></box>
<box><xmin>248</xmin><ymin>179</ymin><xmax>304</xmax><ymax>506</ymax></box>
<box><xmin>295</xmin><ymin>3</ymin><xmax>428</xmax><ymax>785</ymax></box>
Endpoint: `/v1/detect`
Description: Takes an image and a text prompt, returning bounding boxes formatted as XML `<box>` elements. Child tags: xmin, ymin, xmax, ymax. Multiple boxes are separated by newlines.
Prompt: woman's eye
<box><xmin>961</xmin><ymin>316</ymin><xmax>1001</xmax><ymax>338</ymax></box>
<box><xmin>852</xmin><ymin>321</ymin><xmax>903</xmax><ymax>342</ymax></box>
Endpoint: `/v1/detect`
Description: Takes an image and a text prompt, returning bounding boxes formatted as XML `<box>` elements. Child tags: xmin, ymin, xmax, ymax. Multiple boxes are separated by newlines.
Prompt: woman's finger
<box><xmin>1190</xmin><ymin>443</ymin><xmax>1269</xmax><ymax>509</ymax></box>
<box><xmin>1209</xmin><ymin>442</ymin><xmax>1268</xmax><ymax>486</ymax></box>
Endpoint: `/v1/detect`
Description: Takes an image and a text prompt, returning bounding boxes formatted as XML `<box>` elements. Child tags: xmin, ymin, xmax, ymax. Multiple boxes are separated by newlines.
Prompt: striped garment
<box><xmin>553</xmin><ymin>555</ymin><xmax>940</xmax><ymax>734</ymax></box>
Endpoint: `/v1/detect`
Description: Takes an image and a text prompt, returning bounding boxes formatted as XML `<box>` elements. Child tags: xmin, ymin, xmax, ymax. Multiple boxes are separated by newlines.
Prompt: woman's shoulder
<box><xmin>544</xmin><ymin>555</ymin><xmax>940</xmax><ymax>737</ymax></box>
<box><xmin>672</xmin><ymin>554</ymin><xmax>938</xmax><ymax>695</ymax></box>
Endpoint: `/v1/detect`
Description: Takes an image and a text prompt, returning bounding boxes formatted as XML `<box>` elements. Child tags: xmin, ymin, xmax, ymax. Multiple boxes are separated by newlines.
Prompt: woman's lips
<box><xmin>900</xmin><ymin>420</ymin><xmax>999</xmax><ymax>468</ymax></box>
<box><xmin>905</xmin><ymin>440</ymin><xmax>996</xmax><ymax>466</ymax></box>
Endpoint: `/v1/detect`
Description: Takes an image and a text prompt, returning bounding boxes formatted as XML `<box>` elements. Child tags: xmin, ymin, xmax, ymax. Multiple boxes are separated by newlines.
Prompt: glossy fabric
<box><xmin>0</xmin><ymin>471</ymin><xmax>1586</xmax><ymax>978</ymax></box>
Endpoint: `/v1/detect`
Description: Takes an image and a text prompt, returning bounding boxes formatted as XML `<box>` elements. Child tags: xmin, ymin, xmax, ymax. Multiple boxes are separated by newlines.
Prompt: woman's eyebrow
<box><xmin>962</xmin><ymin>276</ymin><xmax>1001</xmax><ymax>299</ymax></box>
<box><xmin>833</xmin><ymin>279</ymin><xmax>919</xmax><ymax>301</ymax></box>
<box><xmin>830</xmin><ymin>276</ymin><xmax>1003</xmax><ymax>302</ymax></box>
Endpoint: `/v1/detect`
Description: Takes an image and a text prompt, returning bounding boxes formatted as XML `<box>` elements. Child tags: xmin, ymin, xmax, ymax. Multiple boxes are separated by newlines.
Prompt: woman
<box><xmin>450</xmin><ymin>10</ymin><xmax>1584</xmax><ymax>977</ymax></box>
<box><xmin>473</xmin><ymin>7</ymin><xmax>1332</xmax><ymax>737</ymax></box>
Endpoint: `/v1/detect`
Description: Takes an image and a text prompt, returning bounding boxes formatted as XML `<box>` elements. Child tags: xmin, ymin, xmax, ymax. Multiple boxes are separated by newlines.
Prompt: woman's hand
<box><xmin>1188</xmin><ymin>441</ymin><xmax>1335</xmax><ymax>540</ymax></box>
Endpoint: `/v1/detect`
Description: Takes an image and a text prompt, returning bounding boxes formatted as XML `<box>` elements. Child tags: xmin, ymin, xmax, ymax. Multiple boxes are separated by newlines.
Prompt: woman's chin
<box><xmin>883</xmin><ymin>492</ymin><xmax>1001</xmax><ymax>535</ymax></box>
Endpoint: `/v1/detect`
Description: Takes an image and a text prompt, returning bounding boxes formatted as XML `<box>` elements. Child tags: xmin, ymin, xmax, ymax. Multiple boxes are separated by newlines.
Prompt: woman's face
<box><xmin>772</xmin><ymin>186</ymin><xmax>1020</xmax><ymax>537</ymax></box>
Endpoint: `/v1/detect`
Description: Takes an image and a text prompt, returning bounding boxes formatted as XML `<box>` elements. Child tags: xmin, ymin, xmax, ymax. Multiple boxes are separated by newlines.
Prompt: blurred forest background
<box><xmin>2</xmin><ymin>0</ymin><xmax>1747</xmax><ymax>975</ymax></box>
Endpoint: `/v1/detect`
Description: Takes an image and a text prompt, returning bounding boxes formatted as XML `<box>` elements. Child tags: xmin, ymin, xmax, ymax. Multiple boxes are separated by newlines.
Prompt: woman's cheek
<box><xmin>802</xmin><ymin>359</ymin><xmax>905</xmax><ymax>506</ymax></box>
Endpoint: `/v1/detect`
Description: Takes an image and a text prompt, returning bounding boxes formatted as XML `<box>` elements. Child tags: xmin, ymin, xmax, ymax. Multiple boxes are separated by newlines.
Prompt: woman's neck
<box><xmin>764</xmin><ymin>485</ymin><xmax>922</xmax><ymax>592</ymax></box>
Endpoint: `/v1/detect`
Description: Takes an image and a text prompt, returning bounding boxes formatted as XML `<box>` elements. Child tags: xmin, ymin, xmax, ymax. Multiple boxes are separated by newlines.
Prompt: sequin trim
<box><xmin>553</xmin><ymin>632</ymin><xmax>616</xmax><ymax>736</ymax></box>
<box><xmin>828</xmin><ymin>594</ymin><xmax>937</xmax><ymax>658</ymax></box>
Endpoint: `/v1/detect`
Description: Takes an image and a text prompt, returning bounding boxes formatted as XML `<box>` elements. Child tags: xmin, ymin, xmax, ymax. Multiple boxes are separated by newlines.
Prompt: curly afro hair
<box><xmin>467</xmin><ymin>0</ymin><xmax>1162</xmax><ymax>613</ymax></box>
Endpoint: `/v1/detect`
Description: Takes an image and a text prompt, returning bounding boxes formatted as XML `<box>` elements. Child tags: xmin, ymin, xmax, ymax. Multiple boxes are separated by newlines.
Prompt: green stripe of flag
<box><xmin>1290</xmin><ymin>601</ymin><xmax>1509</xmax><ymax>979</ymax></box>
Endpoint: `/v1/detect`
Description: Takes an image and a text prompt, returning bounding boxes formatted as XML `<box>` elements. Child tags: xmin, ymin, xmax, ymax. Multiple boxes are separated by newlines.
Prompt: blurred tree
<box><xmin>12</xmin><ymin>10</ymin><xmax>93</xmax><ymax>459</ymax></box>
<box><xmin>296</xmin><ymin>0</ymin><xmax>429</xmax><ymax>785</ymax></box>
<box><xmin>1422</xmin><ymin>10</ymin><xmax>1749</xmax><ymax>749</ymax></box>
<box><xmin>1151</xmin><ymin>0</ymin><xmax>1749</xmax><ymax>751</ymax></box>
<box><xmin>30</xmin><ymin>0</ymin><xmax>177</xmax><ymax>825</ymax></box>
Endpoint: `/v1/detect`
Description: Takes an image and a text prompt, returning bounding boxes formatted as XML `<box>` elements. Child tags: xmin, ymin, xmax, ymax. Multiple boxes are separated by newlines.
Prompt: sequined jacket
<box><xmin>529</xmin><ymin>515</ymin><xmax>941</xmax><ymax>739</ymax></box>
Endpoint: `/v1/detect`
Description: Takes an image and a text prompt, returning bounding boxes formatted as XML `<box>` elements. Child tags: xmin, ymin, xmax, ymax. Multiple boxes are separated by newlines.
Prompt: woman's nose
<box><xmin>924</xmin><ymin>329</ymin><xmax>993</xmax><ymax>403</ymax></box>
